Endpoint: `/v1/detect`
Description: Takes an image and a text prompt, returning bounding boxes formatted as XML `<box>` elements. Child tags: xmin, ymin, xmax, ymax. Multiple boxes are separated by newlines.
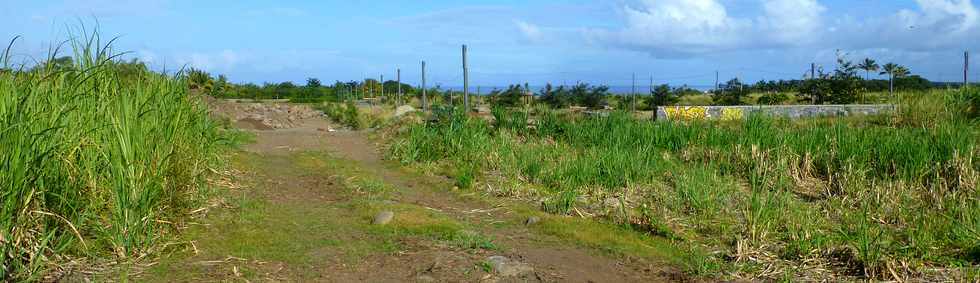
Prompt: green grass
<box><xmin>387</xmin><ymin>89</ymin><xmax>980</xmax><ymax>280</ymax></box>
<box><xmin>317</xmin><ymin>101</ymin><xmax>364</xmax><ymax>129</ymax></box>
<box><xmin>0</xmin><ymin>31</ymin><xmax>229</xmax><ymax>280</ymax></box>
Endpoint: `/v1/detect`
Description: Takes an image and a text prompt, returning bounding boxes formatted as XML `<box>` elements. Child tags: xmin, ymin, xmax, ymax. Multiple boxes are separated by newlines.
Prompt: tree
<box><xmin>490</xmin><ymin>84</ymin><xmax>525</xmax><ymax>107</ymax></box>
<box><xmin>306</xmin><ymin>78</ymin><xmax>321</xmax><ymax>88</ymax></box>
<box><xmin>645</xmin><ymin>84</ymin><xmax>677</xmax><ymax>111</ymax></box>
<box><xmin>712</xmin><ymin>78</ymin><xmax>749</xmax><ymax>105</ymax></box>
<box><xmin>880</xmin><ymin>63</ymin><xmax>909</xmax><ymax>95</ymax></box>
<box><xmin>568</xmin><ymin>83</ymin><xmax>608</xmax><ymax>110</ymax></box>
<box><xmin>799</xmin><ymin>54</ymin><xmax>862</xmax><ymax>104</ymax></box>
<box><xmin>858</xmin><ymin>58</ymin><xmax>879</xmax><ymax>80</ymax></box>
<box><xmin>584</xmin><ymin>85</ymin><xmax>609</xmax><ymax>110</ymax></box>
<box><xmin>187</xmin><ymin>68</ymin><xmax>213</xmax><ymax>92</ymax></box>
<box><xmin>539</xmin><ymin>83</ymin><xmax>571</xmax><ymax>109</ymax></box>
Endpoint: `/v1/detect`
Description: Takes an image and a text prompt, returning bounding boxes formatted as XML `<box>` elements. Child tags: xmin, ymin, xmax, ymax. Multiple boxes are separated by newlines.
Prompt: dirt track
<box><xmin>144</xmin><ymin>101</ymin><xmax>685</xmax><ymax>282</ymax></box>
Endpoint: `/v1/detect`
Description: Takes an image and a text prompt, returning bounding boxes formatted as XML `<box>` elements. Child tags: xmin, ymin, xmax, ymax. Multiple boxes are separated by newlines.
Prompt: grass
<box><xmin>0</xmin><ymin>31</ymin><xmax>231</xmax><ymax>280</ymax></box>
<box><xmin>145</xmin><ymin>151</ymin><xmax>499</xmax><ymax>281</ymax></box>
<box><xmin>318</xmin><ymin>101</ymin><xmax>364</xmax><ymax>129</ymax></box>
<box><xmin>386</xmin><ymin>89</ymin><xmax>980</xmax><ymax>280</ymax></box>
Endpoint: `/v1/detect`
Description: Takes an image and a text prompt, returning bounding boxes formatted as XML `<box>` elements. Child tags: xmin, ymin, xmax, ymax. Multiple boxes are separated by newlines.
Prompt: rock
<box><xmin>394</xmin><ymin>105</ymin><xmax>417</xmax><ymax>117</ymax></box>
<box><xmin>373</xmin><ymin>211</ymin><xmax>394</xmax><ymax>225</ymax></box>
<box><xmin>485</xmin><ymin>256</ymin><xmax>533</xmax><ymax>277</ymax></box>
<box><xmin>604</xmin><ymin>197</ymin><xmax>623</xmax><ymax>209</ymax></box>
<box><xmin>524</xmin><ymin>216</ymin><xmax>541</xmax><ymax>226</ymax></box>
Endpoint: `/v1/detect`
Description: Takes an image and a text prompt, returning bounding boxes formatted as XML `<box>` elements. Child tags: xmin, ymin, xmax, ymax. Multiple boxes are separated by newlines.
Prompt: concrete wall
<box><xmin>655</xmin><ymin>104</ymin><xmax>896</xmax><ymax>121</ymax></box>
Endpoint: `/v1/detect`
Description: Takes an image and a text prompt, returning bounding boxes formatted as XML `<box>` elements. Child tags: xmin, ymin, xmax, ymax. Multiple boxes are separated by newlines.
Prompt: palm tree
<box><xmin>858</xmin><ymin>58</ymin><xmax>879</xmax><ymax>80</ymax></box>
<box><xmin>880</xmin><ymin>63</ymin><xmax>900</xmax><ymax>95</ymax></box>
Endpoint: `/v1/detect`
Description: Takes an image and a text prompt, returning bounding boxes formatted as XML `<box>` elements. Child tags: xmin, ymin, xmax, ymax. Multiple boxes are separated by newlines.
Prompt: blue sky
<box><xmin>2</xmin><ymin>0</ymin><xmax>979</xmax><ymax>88</ymax></box>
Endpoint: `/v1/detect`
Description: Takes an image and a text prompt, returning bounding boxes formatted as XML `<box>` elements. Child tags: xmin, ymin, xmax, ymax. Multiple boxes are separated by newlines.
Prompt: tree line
<box><xmin>13</xmin><ymin>55</ymin><xmax>949</xmax><ymax>108</ymax></box>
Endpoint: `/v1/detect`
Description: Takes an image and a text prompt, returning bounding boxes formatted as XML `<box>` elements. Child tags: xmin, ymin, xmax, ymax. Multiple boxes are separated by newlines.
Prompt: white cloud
<box><xmin>514</xmin><ymin>20</ymin><xmax>544</xmax><ymax>42</ymax></box>
<box><xmin>587</xmin><ymin>0</ymin><xmax>751</xmax><ymax>55</ymax></box>
<box><xmin>587</xmin><ymin>0</ymin><xmax>979</xmax><ymax>57</ymax></box>
<box><xmin>905</xmin><ymin>0</ymin><xmax>979</xmax><ymax>33</ymax></box>
<box><xmin>176</xmin><ymin>49</ymin><xmax>242</xmax><ymax>71</ymax></box>
<box><xmin>759</xmin><ymin>0</ymin><xmax>826</xmax><ymax>43</ymax></box>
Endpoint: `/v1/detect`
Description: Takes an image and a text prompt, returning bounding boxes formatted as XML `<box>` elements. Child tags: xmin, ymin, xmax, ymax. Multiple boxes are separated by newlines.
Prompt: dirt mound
<box><xmin>205</xmin><ymin>97</ymin><xmax>322</xmax><ymax>130</ymax></box>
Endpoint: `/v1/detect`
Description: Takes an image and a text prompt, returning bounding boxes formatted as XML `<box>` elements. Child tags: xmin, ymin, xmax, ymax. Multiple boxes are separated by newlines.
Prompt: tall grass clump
<box><xmin>1</xmin><ymin>31</ymin><xmax>224</xmax><ymax>280</ymax></box>
<box><xmin>318</xmin><ymin>101</ymin><xmax>363</xmax><ymax>129</ymax></box>
<box><xmin>388</xmin><ymin>90</ymin><xmax>980</xmax><ymax>280</ymax></box>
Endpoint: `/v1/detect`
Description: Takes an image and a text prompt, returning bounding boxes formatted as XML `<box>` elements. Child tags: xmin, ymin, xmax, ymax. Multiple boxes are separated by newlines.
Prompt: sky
<box><xmin>2</xmin><ymin>0</ymin><xmax>979</xmax><ymax>89</ymax></box>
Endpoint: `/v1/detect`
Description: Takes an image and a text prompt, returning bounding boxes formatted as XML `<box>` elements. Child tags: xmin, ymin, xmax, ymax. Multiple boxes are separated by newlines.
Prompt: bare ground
<box><xmin>142</xmin><ymin>101</ymin><xmax>688</xmax><ymax>282</ymax></box>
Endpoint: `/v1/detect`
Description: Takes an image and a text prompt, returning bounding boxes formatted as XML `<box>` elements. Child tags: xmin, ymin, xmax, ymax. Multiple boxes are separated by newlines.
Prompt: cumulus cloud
<box><xmin>837</xmin><ymin>0</ymin><xmax>979</xmax><ymax>50</ymax></box>
<box><xmin>585</xmin><ymin>0</ymin><xmax>750</xmax><ymax>56</ymax></box>
<box><xmin>175</xmin><ymin>49</ymin><xmax>242</xmax><ymax>71</ymax></box>
<box><xmin>587</xmin><ymin>0</ymin><xmax>978</xmax><ymax>57</ymax></box>
<box><xmin>514</xmin><ymin>20</ymin><xmax>544</xmax><ymax>42</ymax></box>
<box><xmin>759</xmin><ymin>0</ymin><xmax>826</xmax><ymax>43</ymax></box>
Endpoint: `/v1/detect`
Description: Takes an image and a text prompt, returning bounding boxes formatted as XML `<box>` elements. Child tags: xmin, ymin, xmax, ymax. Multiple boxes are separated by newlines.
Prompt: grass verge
<box><xmin>386</xmin><ymin>89</ymin><xmax>980</xmax><ymax>281</ymax></box>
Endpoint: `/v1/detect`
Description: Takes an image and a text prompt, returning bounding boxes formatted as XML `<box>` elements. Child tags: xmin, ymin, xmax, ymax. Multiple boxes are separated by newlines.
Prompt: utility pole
<box><xmin>397</xmin><ymin>68</ymin><xmax>402</xmax><ymax>106</ymax></box>
<box><xmin>649</xmin><ymin>75</ymin><xmax>654</xmax><ymax>94</ymax></box>
<box><xmin>462</xmin><ymin>44</ymin><xmax>469</xmax><ymax>112</ymax></box>
<box><xmin>715</xmin><ymin>71</ymin><xmax>719</xmax><ymax>91</ymax></box>
<box><xmin>422</xmin><ymin>60</ymin><xmax>427</xmax><ymax>112</ymax></box>
<box><xmin>380</xmin><ymin>74</ymin><xmax>384</xmax><ymax>102</ymax></box>
<box><xmin>631</xmin><ymin>72</ymin><xmax>636</xmax><ymax>112</ymax></box>
<box><xmin>965</xmin><ymin>51</ymin><xmax>970</xmax><ymax>89</ymax></box>
<box><xmin>525</xmin><ymin>82</ymin><xmax>531</xmax><ymax>115</ymax></box>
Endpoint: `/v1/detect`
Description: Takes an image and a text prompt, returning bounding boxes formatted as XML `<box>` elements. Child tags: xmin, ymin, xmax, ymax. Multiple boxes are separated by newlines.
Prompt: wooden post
<box><xmin>397</xmin><ymin>68</ymin><xmax>402</xmax><ymax>105</ymax></box>
<box><xmin>631</xmin><ymin>72</ymin><xmax>636</xmax><ymax>112</ymax></box>
<box><xmin>714</xmin><ymin>71</ymin><xmax>719</xmax><ymax>91</ymax></box>
<box><xmin>463</xmin><ymin>44</ymin><xmax>469</xmax><ymax>112</ymax></box>
<box><xmin>422</xmin><ymin>61</ymin><xmax>427</xmax><ymax>112</ymax></box>
<box><xmin>525</xmin><ymin>82</ymin><xmax>531</xmax><ymax>116</ymax></box>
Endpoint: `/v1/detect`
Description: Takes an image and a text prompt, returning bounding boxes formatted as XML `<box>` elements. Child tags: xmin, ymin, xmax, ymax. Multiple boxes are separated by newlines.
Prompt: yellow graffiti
<box><xmin>720</xmin><ymin>108</ymin><xmax>744</xmax><ymax>121</ymax></box>
<box><xmin>664</xmin><ymin>106</ymin><xmax>707</xmax><ymax>120</ymax></box>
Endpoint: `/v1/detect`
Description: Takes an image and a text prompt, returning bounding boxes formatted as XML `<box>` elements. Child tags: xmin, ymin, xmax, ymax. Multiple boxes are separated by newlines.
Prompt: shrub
<box><xmin>646</xmin><ymin>84</ymin><xmax>679</xmax><ymax>110</ymax></box>
<box><xmin>757</xmin><ymin>92</ymin><xmax>790</xmax><ymax>105</ymax></box>
<box><xmin>712</xmin><ymin>78</ymin><xmax>749</xmax><ymax>105</ymax></box>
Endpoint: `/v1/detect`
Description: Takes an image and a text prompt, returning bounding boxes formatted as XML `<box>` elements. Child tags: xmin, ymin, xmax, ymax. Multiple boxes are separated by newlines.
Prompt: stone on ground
<box><xmin>485</xmin><ymin>256</ymin><xmax>533</xmax><ymax>277</ymax></box>
<box><xmin>373</xmin><ymin>211</ymin><xmax>394</xmax><ymax>225</ymax></box>
<box><xmin>524</xmin><ymin>216</ymin><xmax>541</xmax><ymax>226</ymax></box>
<box><xmin>394</xmin><ymin>105</ymin><xmax>417</xmax><ymax>117</ymax></box>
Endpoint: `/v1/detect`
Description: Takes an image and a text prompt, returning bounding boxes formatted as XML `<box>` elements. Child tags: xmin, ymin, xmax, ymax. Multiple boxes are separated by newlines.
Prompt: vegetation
<box><xmin>318</xmin><ymin>101</ymin><xmax>363</xmax><ymax>129</ymax></box>
<box><xmin>712</xmin><ymin>78</ymin><xmax>749</xmax><ymax>105</ymax></box>
<box><xmin>1</xmin><ymin>33</ymin><xmax>228</xmax><ymax>280</ymax></box>
<box><xmin>645</xmin><ymin>84</ymin><xmax>679</xmax><ymax>111</ymax></box>
<box><xmin>797</xmin><ymin>54</ymin><xmax>862</xmax><ymax>104</ymax></box>
<box><xmin>388</xmin><ymin>88</ymin><xmax>980</xmax><ymax>280</ymax></box>
<box><xmin>185</xmin><ymin>69</ymin><xmax>416</xmax><ymax>104</ymax></box>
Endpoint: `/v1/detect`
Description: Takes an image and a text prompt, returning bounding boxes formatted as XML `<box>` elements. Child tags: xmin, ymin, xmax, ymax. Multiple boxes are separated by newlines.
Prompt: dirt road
<box><xmin>143</xmin><ymin>104</ymin><xmax>686</xmax><ymax>282</ymax></box>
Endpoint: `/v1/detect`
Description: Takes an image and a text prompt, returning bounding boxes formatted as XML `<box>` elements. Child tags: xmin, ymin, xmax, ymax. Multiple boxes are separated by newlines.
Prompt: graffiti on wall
<box><xmin>663</xmin><ymin>106</ymin><xmax>746</xmax><ymax>121</ymax></box>
<box><xmin>664</xmin><ymin>106</ymin><xmax>707</xmax><ymax>120</ymax></box>
<box><xmin>719</xmin><ymin>108</ymin><xmax>744</xmax><ymax>121</ymax></box>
